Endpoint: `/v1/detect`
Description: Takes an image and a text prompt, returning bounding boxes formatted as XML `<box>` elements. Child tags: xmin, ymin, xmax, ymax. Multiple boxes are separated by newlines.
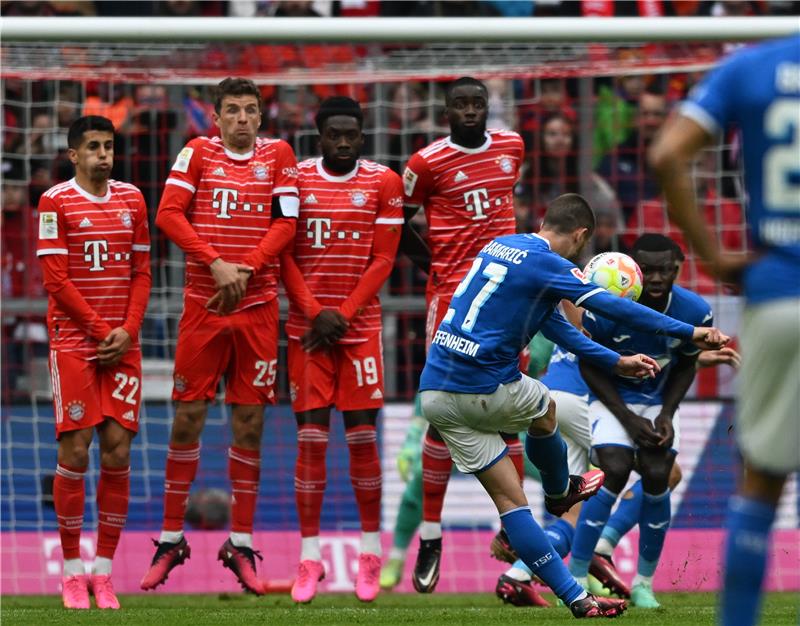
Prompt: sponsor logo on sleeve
<box><xmin>171</xmin><ymin>147</ymin><xmax>194</xmax><ymax>173</ymax></box>
<box><xmin>403</xmin><ymin>167</ymin><xmax>418</xmax><ymax>197</ymax></box>
<box><xmin>39</xmin><ymin>212</ymin><xmax>58</xmax><ymax>240</ymax></box>
<box><xmin>388</xmin><ymin>196</ymin><xmax>403</xmax><ymax>208</ymax></box>
<box><xmin>570</xmin><ymin>267</ymin><xmax>590</xmax><ymax>284</ymax></box>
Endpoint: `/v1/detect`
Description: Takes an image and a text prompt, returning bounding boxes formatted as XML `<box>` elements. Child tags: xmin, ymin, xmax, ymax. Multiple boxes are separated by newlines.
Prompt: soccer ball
<box><xmin>583</xmin><ymin>252</ymin><xmax>643</xmax><ymax>301</ymax></box>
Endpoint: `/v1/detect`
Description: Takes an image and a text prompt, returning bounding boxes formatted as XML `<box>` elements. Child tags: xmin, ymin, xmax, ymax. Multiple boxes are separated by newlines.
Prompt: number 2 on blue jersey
<box><xmin>764</xmin><ymin>98</ymin><xmax>800</xmax><ymax>211</ymax></box>
<box><xmin>445</xmin><ymin>257</ymin><xmax>508</xmax><ymax>333</ymax></box>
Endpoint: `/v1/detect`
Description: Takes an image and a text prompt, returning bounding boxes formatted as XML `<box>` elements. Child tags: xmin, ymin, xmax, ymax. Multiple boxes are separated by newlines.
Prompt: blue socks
<box><xmin>720</xmin><ymin>496</ymin><xmax>776</xmax><ymax>626</ymax></box>
<box><xmin>604</xmin><ymin>479</ymin><xmax>644</xmax><ymax>546</ymax></box>
<box><xmin>525</xmin><ymin>426</ymin><xmax>569</xmax><ymax>497</ymax></box>
<box><xmin>501</xmin><ymin>506</ymin><xmax>584</xmax><ymax>605</ymax></box>
<box><xmin>511</xmin><ymin>518</ymin><xmax>575</xmax><ymax>579</ymax></box>
<box><xmin>569</xmin><ymin>486</ymin><xmax>618</xmax><ymax>578</ymax></box>
<box><xmin>545</xmin><ymin>518</ymin><xmax>575</xmax><ymax>558</ymax></box>
<box><xmin>637</xmin><ymin>489</ymin><xmax>671</xmax><ymax>577</ymax></box>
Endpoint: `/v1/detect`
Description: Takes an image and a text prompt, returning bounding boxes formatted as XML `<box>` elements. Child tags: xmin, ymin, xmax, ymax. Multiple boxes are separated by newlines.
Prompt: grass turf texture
<box><xmin>2</xmin><ymin>593</ymin><xmax>797</xmax><ymax>625</ymax></box>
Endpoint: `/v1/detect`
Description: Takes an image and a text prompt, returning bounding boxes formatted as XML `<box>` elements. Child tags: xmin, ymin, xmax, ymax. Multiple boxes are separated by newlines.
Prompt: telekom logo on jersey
<box><xmin>84</xmin><ymin>240</ymin><xmax>108</xmax><ymax>271</ymax></box>
<box><xmin>463</xmin><ymin>188</ymin><xmax>490</xmax><ymax>221</ymax></box>
<box><xmin>306</xmin><ymin>217</ymin><xmax>362</xmax><ymax>249</ymax></box>
<box><xmin>212</xmin><ymin>187</ymin><xmax>266</xmax><ymax>219</ymax></box>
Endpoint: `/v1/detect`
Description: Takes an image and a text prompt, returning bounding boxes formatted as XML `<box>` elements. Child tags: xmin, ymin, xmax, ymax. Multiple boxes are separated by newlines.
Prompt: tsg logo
<box><xmin>463</xmin><ymin>188</ymin><xmax>490</xmax><ymax>221</ymax></box>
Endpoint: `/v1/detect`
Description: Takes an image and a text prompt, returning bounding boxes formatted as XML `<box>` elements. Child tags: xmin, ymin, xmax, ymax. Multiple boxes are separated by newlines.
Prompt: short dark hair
<box><xmin>445</xmin><ymin>76</ymin><xmax>488</xmax><ymax>104</ymax></box>
<box><xmin>314</xmin><ymin>96</ymin><xmax>363</xmax><ymax>132</ymax></box>
<box><xmin>631</xmin><ymin>233</ymin><xmax>685</xmax><ymax>261</ymax></box>
<box><xmin>213</xmin><ymin>77</ymin><xmax>261</xmax><ymax>113</ymax></box>
<box><xmin>67</xmin><ymin>115</ymin><xmax>114</xmax><ymax>150</ymax></box>
<box><xmin>542</xmin><ymin>193</ymin><xmax>595</xmax><ymax>235</ymax></box>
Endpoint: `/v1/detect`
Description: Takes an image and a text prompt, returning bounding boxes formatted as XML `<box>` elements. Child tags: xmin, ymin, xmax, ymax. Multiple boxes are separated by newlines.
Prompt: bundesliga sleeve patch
<box><xmin>39</xmin><ymin>212</ymin><xmax>58</xmax><ymax>239</ymax></box>
<box><xmin>171</xmin><ymin>147</ymin><xmax>194</xmax><ymax>173</ymax></box>
<box><xmin>570</xmin><ymin>267</ymin><xmax>590</xmax><ymax>284</ymax></box>
<box><xmin>403</xmin><ymin>167</ymin><xmax>418</xmax><ymax>197</ymax></box>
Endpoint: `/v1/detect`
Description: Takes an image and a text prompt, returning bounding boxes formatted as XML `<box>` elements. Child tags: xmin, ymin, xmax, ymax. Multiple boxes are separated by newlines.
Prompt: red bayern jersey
<box><xmin>403</xmin><ymin>129</ymin><xmax>523</xmax><ymax>298</ymax></box>
<box><xmin>283</xmin><ymin>158</ymin><xmax>404</xmax><ymax>342</ymax></box>
<box><xmin>36</xmin><ymin>178</ymin><xmax>151</xmax><ymax>358</ymax></box>
<box><xmin>157</xmin><ymin>135</ymin><xmax>298</xmax><ymax>311</ymax></box>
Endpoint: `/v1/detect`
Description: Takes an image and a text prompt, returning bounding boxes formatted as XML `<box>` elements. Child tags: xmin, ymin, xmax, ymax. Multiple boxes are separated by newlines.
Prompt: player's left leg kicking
<box><xmin>569</xmin><ymin>402</ymin><xmax>676</xmax><ymax>608</ymax></box>
<box><xmin>421</xmin><ymin>376</ymin><xmax>625</xmax><ymax>618</ymax></box>
<box><xmin>141</xmin><ymin>300</ymin><xmax>278</xmax><ymax>594</ymax></box>
<box><xmin>290</xmin><ymin>334</ymin><xmax>385</xmax><ymax>604</ymax></box>
<box><xmin>51</xmin><ymin>349</ymin><xmax>140</xmax><ymax>609</ymax></box>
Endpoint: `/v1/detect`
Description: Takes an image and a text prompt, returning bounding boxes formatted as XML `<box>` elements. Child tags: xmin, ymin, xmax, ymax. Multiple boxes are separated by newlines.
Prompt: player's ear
<box><xmin>67</xmin><ymin>148</ymin><xmax>79</xmax><ymax>165</ymax></box>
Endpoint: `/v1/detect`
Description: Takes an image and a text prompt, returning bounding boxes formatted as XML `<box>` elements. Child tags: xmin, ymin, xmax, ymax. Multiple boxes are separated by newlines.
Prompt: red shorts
<box><xmin>425</xmin><ymin>292</ymin><xmax>453</xmax><ymax>351</ymax></box>
<box><xmin>48</xmin><ymin>348</ymin><xmax>142</xmax><ymax>439</ymax></box>
<box><xmin>288</xmin><ymin>334</ymin><xmax>384</xmax><ymax>413</ymax></box>
<box><xmin>173</xmin><ymin>297</ymin><xmax>279</xmax><ymax>405</ymax></box>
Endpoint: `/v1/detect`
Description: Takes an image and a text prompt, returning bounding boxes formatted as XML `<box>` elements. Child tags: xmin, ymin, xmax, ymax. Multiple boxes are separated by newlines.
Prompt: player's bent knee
<box><xmin>527</xmin><ymin>400</ymin><xmax>557</xmax><ymax>436</ymax></box>
<box><xmin>594</xmin><ymin>447</ymin><xmax>634</xmax><ymax>491</ymax></box>
<box><xmin>668</xmin><ymin>462</ymin><xmax>683</xmax><ymax>490</ymax></box>
<box><xmin>100</xmin><ymin>442</ymin><xmax>131</xmax><ymax>468</ymax></box>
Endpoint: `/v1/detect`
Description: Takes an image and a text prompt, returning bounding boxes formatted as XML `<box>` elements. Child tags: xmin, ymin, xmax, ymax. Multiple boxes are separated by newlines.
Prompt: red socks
<box><xmin>162</xmin><ymin>442</ymin><xmax>200</xmax><ymax>532</ymax></box>
<box><xmin>54</xmin><ymin>464</ymin><xmax>86</xmax><ymax>560</ymax></box>
<box><xmin>345</xmin><ymin>425</ymin><xmax>382</xmax><ymax>532</ymax></box>
<box><xmin>228</xmin><ymin>446</ymin><xmax>260</xmax><ymax>534</ymax></box>
<box><xmin>422</xmin><ymin>434</ymin><xmax>452</xmax><ymax>523</ymax></box>
<box><xmin>96</xmin><ymin>465</ymin><xmax>130</xmax><ymax>559</ymax></box>
<box><xmin>504</xmin><ymin>434</ymin><xmax>525</xmax><ymax>483</ymax></box>
<box><xmin>295</xmin><ymin>425</ymin><xmax>329</xmax><ymax>537</ymax></box>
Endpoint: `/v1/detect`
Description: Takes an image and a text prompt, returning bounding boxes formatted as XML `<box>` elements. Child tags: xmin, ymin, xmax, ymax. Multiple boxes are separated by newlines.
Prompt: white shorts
<box><xmin>589</xmin><ymin>400</ymin><xmax>681</xmax><ymax>452</ymax></box>
<box><xmin>420</xmin><ymin>375</ymin><xmax>550</xmax><ymax>474</ymax></box>
<box><xmin>551</xmin><ymin>390</ymin><xmax>591</xmax><ymax>475</ymax></box>
<box><xmin>737</xmin><ymin>298</ymin><xmax>800</xmax><ymax>474</ymax></box>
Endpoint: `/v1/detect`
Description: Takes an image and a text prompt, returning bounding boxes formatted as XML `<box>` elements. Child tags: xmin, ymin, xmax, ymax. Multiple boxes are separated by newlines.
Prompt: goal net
<box><xmin>2</xmin><ymin>26</ymin><xmax>798</xmax><ymax>595</ymax></box>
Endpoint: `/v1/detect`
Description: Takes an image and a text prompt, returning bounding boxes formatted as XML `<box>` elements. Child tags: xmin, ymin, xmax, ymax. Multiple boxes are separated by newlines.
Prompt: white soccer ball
<box><xmin>584</xmin><ymin>252</ymin><xmax>643</xmax><ymax>301</ymax></box>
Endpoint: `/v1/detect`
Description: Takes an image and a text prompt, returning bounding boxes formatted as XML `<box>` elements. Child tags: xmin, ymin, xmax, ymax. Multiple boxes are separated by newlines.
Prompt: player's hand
<box><xmin>621</xmin><ymin>411</ymin><xmax>662</xmax><ymax>448</ymax></box>
<box><xmin>209</xmin><ymin>258</ymin><xmax>253</xmax><ymax>312</ymax></box>
<box><xmin>614</xmin><ymin>354</ymin><xmax>661</xmax><ymax>379</ymax></box>
<box><xmin>653</xmin><ymin>413</ymin><xmax>675</xmax><ymax>448</ymax></box>
<box><xmin>691</xmin><ymin>327</ymin><xmax>730</xmax><ymax>351</ymax></box>
<box><xmin>697</xmin><ymin>346</ymin><xmax>741</xmax><ymax>369</ymax></box>
<box><xmin>302</xmin><ymin>310</ymin><xmax>348</xmax><ymax>351</ymax></box>
<box><xmin>97</xmin><ymin>327</ymin><xmax>132</xmax><ymax>366</ymax></box>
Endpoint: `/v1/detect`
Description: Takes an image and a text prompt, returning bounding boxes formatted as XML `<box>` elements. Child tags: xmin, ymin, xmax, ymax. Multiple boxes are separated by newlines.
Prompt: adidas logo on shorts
<box><xmin>370</xmin><ymin>388</ymin><xmax>383</xmax><ymax>400</ymax></box>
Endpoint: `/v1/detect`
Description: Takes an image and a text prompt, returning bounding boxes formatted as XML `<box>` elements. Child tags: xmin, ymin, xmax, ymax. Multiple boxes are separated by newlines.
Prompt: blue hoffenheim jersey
<box><xmin>541</xmin><ymin>346</ymin><xmax>589</xmax><ymax>396</ymax></box>
<box><xmin>582</xmin><ymin>285</ymin><xmax>712</xmax><ymax>405</ymax></box>
<box><xmin>419</xmin><ymin>234</ymin><xmax>695</xmax><ymax>394</ymax></box>
<box><xmin>683</xmin><ymin>35</ymin><xmax>800</xmax><ymax>304</ymax></box>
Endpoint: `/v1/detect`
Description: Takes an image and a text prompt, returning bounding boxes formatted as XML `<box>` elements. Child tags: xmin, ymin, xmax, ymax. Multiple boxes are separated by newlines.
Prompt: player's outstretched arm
<box><xmin>580</xmin><ymin>289</ymin><xmax>729</xmax><ymax>350</ymax></box>
<box><xmin>543</xmin><ymin>309</ymin><xmax>660</xmax><ymax>378</ymax></box>
<box><xmin>580</xmin><ymin>359</ymin><xmax>663</xmax><ymax>449</ymax></box>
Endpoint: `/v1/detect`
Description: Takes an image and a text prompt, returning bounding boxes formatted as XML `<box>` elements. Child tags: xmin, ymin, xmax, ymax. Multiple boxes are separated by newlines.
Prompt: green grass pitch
<box><xmin>2</xmin><ymin>592</ymin><xmax>797</xmax><ymax>625</ymax></box>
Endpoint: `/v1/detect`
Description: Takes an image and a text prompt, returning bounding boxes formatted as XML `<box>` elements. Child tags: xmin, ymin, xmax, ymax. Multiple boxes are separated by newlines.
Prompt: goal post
<box><xmin>2</xmin><ymin>17</ymin><xmax>798</xmax><ymax>596</ymax></box>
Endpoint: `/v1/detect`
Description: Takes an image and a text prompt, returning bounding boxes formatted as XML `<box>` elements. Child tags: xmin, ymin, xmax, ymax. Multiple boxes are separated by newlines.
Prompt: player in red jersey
<box><xmin>140</xmin><ymin>78</ymin><xmax>299</xmax><ymax>594</ymax></box>
<box><xmin>37</xmin><ymin>115</ymin><xmax>151</xmax><ymax>610</ymax></box>
<box><xmin>280</xmin><ymin>97</ymin><xmax>403</xmax><ymax>604</ymax></box>
<box><xmin>400</xmin><ymin>77</ymin><xmax>526</xmax><ymax>593</ymax></box>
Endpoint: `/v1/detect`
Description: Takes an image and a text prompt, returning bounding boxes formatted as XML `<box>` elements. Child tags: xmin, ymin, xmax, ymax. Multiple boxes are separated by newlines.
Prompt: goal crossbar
<box><xmin>2</xmin><ymin>16</ymin><xmax>798</xmax><ymax>43</ymax></box>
